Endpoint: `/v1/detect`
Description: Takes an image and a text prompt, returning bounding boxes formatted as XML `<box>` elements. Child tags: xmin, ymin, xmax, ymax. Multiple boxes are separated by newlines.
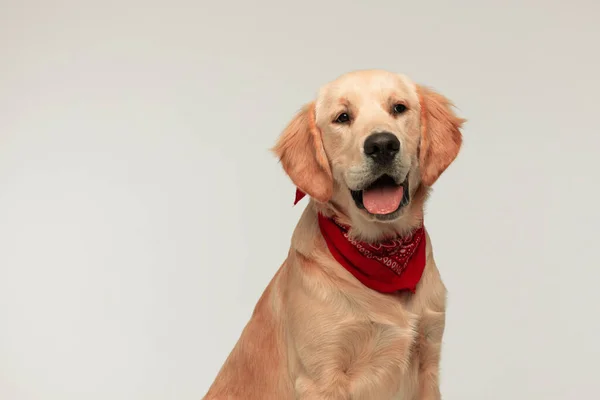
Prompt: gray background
<box><xmin>1</xmin><ymin>1</ymin><xmax>599</xmax><ymax>399</ymax></box>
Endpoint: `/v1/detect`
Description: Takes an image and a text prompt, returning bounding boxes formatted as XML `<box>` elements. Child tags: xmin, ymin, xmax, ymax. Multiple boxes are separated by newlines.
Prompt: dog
<box><xmin>203</xmin><ymin>69</ymin><xmax>464</xmax><ymax>399</ymax></box>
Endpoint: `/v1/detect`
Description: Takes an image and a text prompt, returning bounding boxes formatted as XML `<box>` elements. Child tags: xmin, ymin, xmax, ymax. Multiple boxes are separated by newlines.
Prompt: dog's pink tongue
<box><xmin>362</xmin><ymin>186</ymin><xmax>404</xmax><ymax>215</ymax></box>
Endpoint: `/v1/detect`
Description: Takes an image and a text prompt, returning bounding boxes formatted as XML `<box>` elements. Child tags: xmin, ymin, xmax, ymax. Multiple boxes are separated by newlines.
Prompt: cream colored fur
<box><xmin>204</xmin><ymin>70</ymin><xmax>464</xmax><ymax>400</ymax></box>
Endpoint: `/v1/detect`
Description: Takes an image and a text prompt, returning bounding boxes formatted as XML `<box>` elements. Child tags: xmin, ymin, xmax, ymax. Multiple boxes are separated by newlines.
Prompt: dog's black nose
<box><xmin>363</xmin><ymin>132</ymin><xmax>400</xmax><ymax>164</ymax></box>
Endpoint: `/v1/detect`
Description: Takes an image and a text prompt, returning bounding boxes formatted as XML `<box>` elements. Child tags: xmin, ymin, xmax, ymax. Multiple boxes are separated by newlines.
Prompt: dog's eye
<box><xmin>392</xmin><ymin>103</ymin><xmax>408</xmax><ymax>115</ymax></box>
<box><xmin>334</xmin><ymin>112</ymin><xmax>351</xmax><ymax>124</ymax></box>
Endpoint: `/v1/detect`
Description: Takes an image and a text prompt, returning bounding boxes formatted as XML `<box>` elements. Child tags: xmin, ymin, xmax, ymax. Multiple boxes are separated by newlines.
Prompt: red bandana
<box><xmin>317</xmin><ymin>213</ymin><xmax>427</xmax><ymax>293</ymax></box>
<box><xmin>294</xmin><ymin>188</ymin><xmax>306</xmax><ymax>205</ymax></box>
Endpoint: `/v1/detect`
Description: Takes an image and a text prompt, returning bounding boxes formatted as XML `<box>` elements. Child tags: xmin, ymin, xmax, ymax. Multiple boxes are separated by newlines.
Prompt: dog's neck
<box><xmin>290</xmin><ymin>199</ymin><xmax>428</xmax><ymax>294</ymax></box>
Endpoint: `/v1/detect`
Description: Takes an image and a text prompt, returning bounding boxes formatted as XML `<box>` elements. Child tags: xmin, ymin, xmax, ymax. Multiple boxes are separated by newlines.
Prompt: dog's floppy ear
<box><xmin>273</xmin><ymin>102</ymin><xmax>333</xmax><ymax>203</ymax></box>
<box><xmin>417</xmin><ymin>85</ymin><xmax>465</xmax><ymax>186</ymax></box>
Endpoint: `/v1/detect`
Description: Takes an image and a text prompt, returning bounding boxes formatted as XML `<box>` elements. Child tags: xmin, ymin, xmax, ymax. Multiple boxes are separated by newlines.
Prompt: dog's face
<box><xmin>314</xmin><ymin>71</ymin><xmax>423</xmax><ymax>223</ymax></box>
<box><xmin>274</xmin><ymin>70</ymin><xmax>463</xmax><ymax>237</ymax></box>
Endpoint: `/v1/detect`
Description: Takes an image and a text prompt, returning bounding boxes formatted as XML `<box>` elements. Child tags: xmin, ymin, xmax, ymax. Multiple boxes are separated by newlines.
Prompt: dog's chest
<box><xmin>293</xmin><ymin>296</ymin><xmax>421</xmax><ymax>399</ymax></box>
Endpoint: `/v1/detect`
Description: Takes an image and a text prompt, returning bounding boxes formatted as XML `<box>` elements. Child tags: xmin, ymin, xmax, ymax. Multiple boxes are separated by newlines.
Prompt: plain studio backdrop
<box><xmin>1</xmin><ymin>1</ymin><xmax>599</xmax><ymax>399</ymax></box>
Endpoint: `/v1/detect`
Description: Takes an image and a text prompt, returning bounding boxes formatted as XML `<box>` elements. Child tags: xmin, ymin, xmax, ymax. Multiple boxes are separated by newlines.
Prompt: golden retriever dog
<box><xmin>204</xmin><ymin>69</ymin><xmax>464</xmax><ymax>400</ymax></box>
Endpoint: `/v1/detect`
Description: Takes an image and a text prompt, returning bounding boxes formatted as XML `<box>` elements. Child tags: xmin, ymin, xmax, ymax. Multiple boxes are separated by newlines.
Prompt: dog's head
<box><xmin>274</xmin><ymin>70</ymin><xmax>464</xmax><ymax>239</ymax></box>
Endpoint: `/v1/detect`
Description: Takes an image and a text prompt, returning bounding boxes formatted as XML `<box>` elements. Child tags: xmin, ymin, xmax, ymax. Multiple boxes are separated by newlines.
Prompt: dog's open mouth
<box><xmin>350</xmin><ymin>174</ymin><xmax>410</xmax><ymax>216</ymax></box>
